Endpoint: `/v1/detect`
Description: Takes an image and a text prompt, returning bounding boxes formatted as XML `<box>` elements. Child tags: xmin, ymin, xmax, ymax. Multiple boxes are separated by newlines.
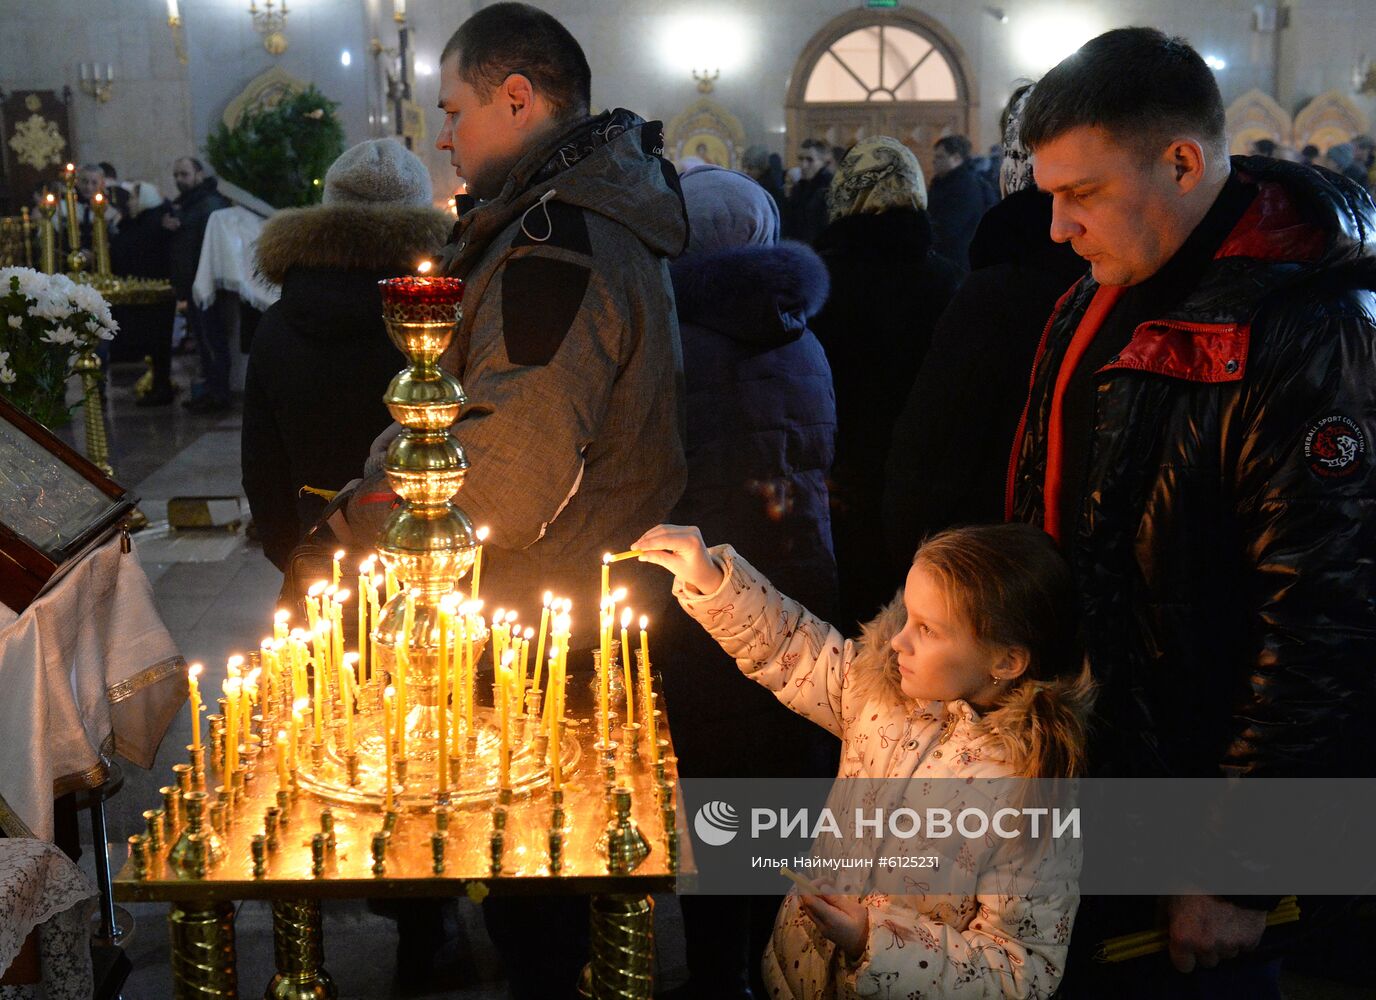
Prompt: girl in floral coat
<box><xmin>634</xmin><ymin>521</ymin><xmax>1094</xmax><ymax>999</ymax></box>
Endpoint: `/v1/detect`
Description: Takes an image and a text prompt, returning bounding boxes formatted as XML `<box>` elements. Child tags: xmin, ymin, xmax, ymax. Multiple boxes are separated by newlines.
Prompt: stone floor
<box><xmin>50</xmin><ymin>355</ymin><xmax>1374</xmax><ymax>1000</ymax></box>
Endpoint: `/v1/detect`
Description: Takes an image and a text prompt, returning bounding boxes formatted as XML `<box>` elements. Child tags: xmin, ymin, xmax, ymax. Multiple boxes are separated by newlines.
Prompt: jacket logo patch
<box><xmin>1304</xmin><ymin>415</ymin><xmax>1366</xmax><ymax>480</ymax></box>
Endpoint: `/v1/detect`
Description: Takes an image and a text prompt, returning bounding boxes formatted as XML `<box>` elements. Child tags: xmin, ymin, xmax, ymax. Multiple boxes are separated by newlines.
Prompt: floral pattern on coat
<box><xmin>675</xmin><ymin>546</ymin><xmax>1080</xmax><ymax>1000</ymax></box>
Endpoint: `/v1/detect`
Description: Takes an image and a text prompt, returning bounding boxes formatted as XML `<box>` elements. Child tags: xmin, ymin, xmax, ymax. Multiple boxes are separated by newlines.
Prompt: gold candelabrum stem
<box><xmin>62</xmin><ymin>170</ymin><xmax>84</xmax><ymax>274</ymax></box>
<box><xmin>19</xmin><ymin>207</ymin><xmax>34</xmax><ymax>268</ymax></box>
<box><xmin>374</xmin><ymin>284</ymin><xmax>476</xmax><ymax>763</ymax></box>
<box><xmin>267</xmin><ymin>898</ymin><xmax>337</xmax><ymax>999</ymax></box>
<box><xmin>168</xmin><ymin>900</ymin><xmax>238</xmax><ymax>999</ymax></box>
<box><xmin>74</xmin><ymin>347</ymin><xmax>113</xmax><ymax>477</ymax></box>
<box><xmin>92</xmin><ymin>202</ymin><xmax>112</xmax><ymax>277</ymax></box>
<box><xmin>36</xmin><ymin>202</ymin><xmax>58</xmax><ymax>274</ymax></box>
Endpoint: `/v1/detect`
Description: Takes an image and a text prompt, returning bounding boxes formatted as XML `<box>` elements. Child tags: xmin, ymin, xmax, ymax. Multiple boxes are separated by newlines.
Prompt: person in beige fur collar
<box><xmin>635</xmin><ymin>521</ymin><xmax>1094</xmax><ymax>999</ymax></box>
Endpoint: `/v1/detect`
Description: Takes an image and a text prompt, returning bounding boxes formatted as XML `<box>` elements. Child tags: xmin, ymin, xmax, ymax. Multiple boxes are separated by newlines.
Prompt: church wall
<box><xmin>396</xmin><ymin>0</ymin><xmax>1376</xmax><ymax>202</ymax></box>
<box><xmin>0</xmin><ymin>0</ymin><xmax>195</xmax><ymax>199</ymax></box>
<box><xmin>3</xmin><ymin>0</ymin><xmax>1375</xmax><ymax>207</ymax></box>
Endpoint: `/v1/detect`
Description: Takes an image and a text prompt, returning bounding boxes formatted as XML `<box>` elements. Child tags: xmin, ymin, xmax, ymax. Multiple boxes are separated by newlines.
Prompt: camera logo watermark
<box><xmin>693</xmin><ymin>800</ymin><xmax>740</xmax><ymax>846</ymax></box>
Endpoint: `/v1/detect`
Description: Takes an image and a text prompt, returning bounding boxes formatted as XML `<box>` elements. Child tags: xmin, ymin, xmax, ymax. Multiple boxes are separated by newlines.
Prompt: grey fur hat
<box><xmin>323</xmin><ymin>139</ymin><xmax>432</xmax><ymax>207</ymax></box>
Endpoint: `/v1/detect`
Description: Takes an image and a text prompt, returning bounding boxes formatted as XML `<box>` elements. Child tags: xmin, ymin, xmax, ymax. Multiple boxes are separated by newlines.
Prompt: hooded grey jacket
<box><xmin>438</xmin><ymin>110</ymin><xmax>689</xmax><ymax>647</ymax></box>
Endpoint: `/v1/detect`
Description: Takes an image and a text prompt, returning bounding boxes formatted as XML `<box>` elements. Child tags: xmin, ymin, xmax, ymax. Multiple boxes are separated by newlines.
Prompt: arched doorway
<box><xmin>786</xmin><ymin>8</ymin><xmax>975</xmax><ymax>182</ymax></box>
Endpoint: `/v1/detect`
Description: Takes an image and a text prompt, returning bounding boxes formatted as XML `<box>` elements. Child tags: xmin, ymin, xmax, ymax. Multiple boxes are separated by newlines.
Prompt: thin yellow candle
<box><xmin>383</xmin><ymin>686</ymin><xmax>396</xmax><ymax>812</ymax></box>
<box><xmin>224</xmin><ymin>678</ymin><xmax>240</xmax><ymax>774</ymax></box>
<box><xmin>640</xmin><ymin>616</ymin><xmax>655</xmax><ymax>747</ymax></box>
<box><xmin>499</xmin><ymin>650</ymin><xmax>514</xmax><ymax>788</ymax></box>
<box><xmin>603</xmin><ymin>549</ymin><xmax>645</xmax><ymax>563</ymax></box>
<box><xmin>600</xmin><ymin>600</ymin><xmax>611</xmax><ymax>745</ymax></box>
<box><xmin>188</xmin><ymin>663</ymin><xmax>203</xmax><ymax>750</ymax></box>
<box><xmin>464</xmin><ymin>610</ymin><xmax>476</xmax><ymax>733</ymax></box>
<box><xmin>368</xmin><ymin>579</ymin><xmax>381</xmax><ymax>688</ymax></box>
<box><xmin>518</xmin><ymin>627</ymin><xmax>534</xmax><ymax>695</ymax></box>
<box><xmin>471</xmin><ymin>526</ymin><xmax>489</xmax><ymax>599</ymax></box>
<box><xmin>342</xmin><ymin>652</ymin><xmax>358</xmax><ymax>754</ymax></box>
<box><xmin>385</xmin><ymin>566</ymin><xmax>398</xmax><ymax>604</ymax></box>
<box><xmin>332</xmin><ymin>590</ymin><xmax>348</xmax><ymax>707</ymax></box>
<box><xmin>243</xmin><ymin>668</ymin><xmax>259</xmax><ymax>747</ymax></box>
<box><xmin>620</xmin><ymin>607</ymin><xmax>634</xmax><ymax>726</ymax></box>
<box><xmin>357</xmin><ymin>561</ymin><xmax>371</xmax><ymax>683</ymax></box>
<box><xmin>274</xmin><ymin>609</ymin><xmax>290</xmax><ymax>642</ymax></box>
<box><xmin>312</xmin><ymin>651</ymin><xmax>324</xmax><ymax>744</ymax></box>
<box><xmin>533</xmin><ymin>592</ymin><xmax>551</xmax><ymax>692</ymax></box>
<box><xmin>290</xmin><ymin>697</ymin><xmax>307</xmax><ymax>771</ymax></box>
<box><xmin>437</xmin><ymin>600</ymin><xmax>450</xmax><ymax>791</ymax></box>
<box><xmin>276</xmin><ymin>730</ymin><xmax>289</xmax><ymax>788</ymax></box>
<box><xmin>601</xmin><ymin>554</ymin><xmax>611</xmax><ymax>604</ymax></box>
<box><xmin>332</xmin><ymin>549</ymin><xmax>344</xmax><ymax>587</ymax></box>
<box><xmin>306</xmin><ymin>581</ymin><xmax>326</xmax><ymax>634</ymax></box>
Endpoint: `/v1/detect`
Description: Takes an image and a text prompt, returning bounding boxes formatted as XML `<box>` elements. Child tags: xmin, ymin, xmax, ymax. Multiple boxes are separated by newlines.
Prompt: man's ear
<box><xmin>503</xmin><ymin>73</ymin><xmax>535</xmax><ymax>123</ymax></box>
<box><xmin>1167</xmin><ymin>139</ymin><xmax>1209</xmax><ymax>192</ymax></box>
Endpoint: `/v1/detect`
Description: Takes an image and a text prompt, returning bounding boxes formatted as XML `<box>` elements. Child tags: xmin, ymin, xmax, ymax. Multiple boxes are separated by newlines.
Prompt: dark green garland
<box><xmin>206</xmin><ymin>86</ymin><xmax>345</xmax><ymax>209</ymax></box>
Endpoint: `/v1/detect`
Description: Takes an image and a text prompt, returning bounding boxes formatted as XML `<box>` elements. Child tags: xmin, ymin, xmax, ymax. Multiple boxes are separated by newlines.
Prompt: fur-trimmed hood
<box><xmin>669</xmin><ymin>240</ymin><xmax>830</xmax><ymax>347</ymax></box>
<box><xmin>254</xmin><ymin>203</ymin><xmax>452</xmax><ymax>285</ymax></box>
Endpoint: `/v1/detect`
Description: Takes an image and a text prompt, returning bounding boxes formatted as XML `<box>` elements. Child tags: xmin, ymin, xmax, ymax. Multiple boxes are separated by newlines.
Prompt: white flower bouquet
<box><xmin>0</xmin><ymin>267</ymin><xmax>118</xmax><ymax>427</ymax></box>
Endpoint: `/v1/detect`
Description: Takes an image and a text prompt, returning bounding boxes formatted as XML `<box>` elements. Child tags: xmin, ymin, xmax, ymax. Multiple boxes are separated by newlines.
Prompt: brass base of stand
<box><xmin>581</xmin><ymin>894</ymin><xmax>655</xmax><ymax>1000</ymax></box>
<box><xmin>168</xmin><ymin>900</ymin><xmax>237</xmax><ymax>999</ymax></box>
<box><xmin>267</xmin><ymin>898</ymin><xmax>336</xmax><ymax>999</ymax></box>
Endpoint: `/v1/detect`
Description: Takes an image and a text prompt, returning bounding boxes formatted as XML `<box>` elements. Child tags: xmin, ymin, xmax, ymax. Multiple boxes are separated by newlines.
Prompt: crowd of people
<box><xmin>227</xmin><ymin>5</ymin><xmax>1376</xmax><ymax>999</ymax></box>
<box><xmin>32</xmin><ymin>155</ymin><xmax>232</xmax><ymax>410</ymax></box>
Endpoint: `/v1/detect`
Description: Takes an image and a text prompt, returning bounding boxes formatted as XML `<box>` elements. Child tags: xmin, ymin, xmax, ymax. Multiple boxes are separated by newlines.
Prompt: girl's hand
<box><xmin>798</xmin><ymin>892</ymin><xmax>870</xmax><ymax>962</ymax></box>
<box><xmin>632</xmin><ymin>524</ymin><xmax>724</xmax><ymax>595</ymax></box>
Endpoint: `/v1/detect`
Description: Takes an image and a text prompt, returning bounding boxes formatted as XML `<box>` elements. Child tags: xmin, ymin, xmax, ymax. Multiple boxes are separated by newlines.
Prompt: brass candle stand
<box><xmin>113</xmin><ymin>273</ymin><xmax>690</xmax><ymax>999</ymax></box>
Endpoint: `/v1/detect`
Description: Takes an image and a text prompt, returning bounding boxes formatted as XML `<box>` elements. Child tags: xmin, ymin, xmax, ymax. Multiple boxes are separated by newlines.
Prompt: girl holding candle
<box><xmin>634</xmin><ymin>522</ymin><xmax>1090</xmax><ymax>1000</ymax></box>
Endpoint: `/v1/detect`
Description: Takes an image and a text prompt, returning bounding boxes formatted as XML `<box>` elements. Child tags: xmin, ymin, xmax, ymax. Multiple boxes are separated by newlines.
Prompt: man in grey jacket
<box><xmin>368</xmin><ymin>5</ymin><xmax>686</xmax><ymax>996</ymax></box>
<box><xmin>368</xmin><ymin>3</ymin><xmax>687</xmax><ymax>657</ymax></box>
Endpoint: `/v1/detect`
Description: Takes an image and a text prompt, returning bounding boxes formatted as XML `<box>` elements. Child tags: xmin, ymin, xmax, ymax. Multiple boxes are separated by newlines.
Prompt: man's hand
<box><xmin>632</xmin><ymin>524</ymin><xmax>724</xmax><ymax>595</ymax></box>
<box><xmin>798</xmin><ymin>892</ymin><xmax>869</xmax><ymax>962</ymax></box>
<box><xmin>162</xmin><ymin>214</ymin><xmax>181</xmax><ymax>231</ymax></box>
<box><xmin>1165</xmin><ymin>895</ymin><xmax>1266</xmax><ymax>972</ymax></box>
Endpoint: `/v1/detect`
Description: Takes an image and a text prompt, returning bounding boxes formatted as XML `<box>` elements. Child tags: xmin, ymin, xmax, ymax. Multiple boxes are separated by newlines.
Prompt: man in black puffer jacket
<box><xmin>1007</xmin><ymin>28</ymin><xmax>1376</xmax><ymax>998</ymax></box>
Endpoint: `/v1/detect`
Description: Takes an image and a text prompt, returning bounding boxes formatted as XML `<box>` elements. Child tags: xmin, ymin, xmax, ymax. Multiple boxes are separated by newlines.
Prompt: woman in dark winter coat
<box><xmin>809</xmin><ymin>137</ymin><xmax>962</xmax><ymax>633</ymax></box>
<box><xmin>242</xmin><ymin>139</ymin><xmax>451</xmax><ymax>570</ymax></box>
<box><xmin>661</xmin><ymin>165</ymin><xmax>837</xmax><ymax>1000</ymax></box>
<box><xmin>882</xmin><ymin>86</ymin><xmax>1086</xmax><ymax>571</ymax></box>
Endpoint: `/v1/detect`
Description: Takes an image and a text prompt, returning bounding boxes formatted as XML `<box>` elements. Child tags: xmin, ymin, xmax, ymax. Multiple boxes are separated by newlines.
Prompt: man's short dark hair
<box><xmin>1021</xmin><ymin>27</ymin><xmax>1225</xmax><ymax>159</ymax></box>
<box><xmin>800</xmin><ymin>138</ymin><xmax>829</xmax><ymax>155</ymax></box>
<box><xmin>934</xmin><ymin>134</ymin><xmax>972</xmax><ymax>160</ymax></box>
<box><xmin>176</xmin><ymin>156</ymin><xmax>205</xmax><ymax>173</ymax></box>
<box><xmin>440</xmin><ymin>2</ymin><xmax>590</xmax><ymax>119</ymax></box>
<box><xmin>99</xmin><ymin>161</ymin><xmax>117</xmax><ymax>179</ymax></box>
<box><xmin>1251</xmin><ymin>138</ymin><xmax>1277</xmax><ymax>157</ymax></box>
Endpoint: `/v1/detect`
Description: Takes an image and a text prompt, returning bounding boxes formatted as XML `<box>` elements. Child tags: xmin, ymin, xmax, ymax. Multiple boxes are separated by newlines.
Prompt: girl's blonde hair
<box><xmin>913</xmin><ymin>523</ymin><xmax>1095</xmax><ymax>780</ymax></box>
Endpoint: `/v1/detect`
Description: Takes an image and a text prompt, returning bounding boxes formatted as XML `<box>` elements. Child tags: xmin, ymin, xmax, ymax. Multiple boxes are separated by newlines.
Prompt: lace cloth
<box><xmin>0</xmin><ymin>838</ymin><xmax>96</xmax><ymax>1000</ymax></box>
<box><xmin>0</xmin><ymin>535</ymin><xmax>185</xmax><ymax>841</ymax></box>
<box><xmin>192</xmin><ymin>206</ymin><xmax>281</xmax><ymax>313</ymax></box>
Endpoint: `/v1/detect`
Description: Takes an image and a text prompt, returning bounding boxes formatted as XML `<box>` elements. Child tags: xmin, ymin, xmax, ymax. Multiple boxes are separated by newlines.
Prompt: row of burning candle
<box><xmin>184</xmin><ymin>547</ymin><xmax>657</xmax><ymax>802</ymax></box>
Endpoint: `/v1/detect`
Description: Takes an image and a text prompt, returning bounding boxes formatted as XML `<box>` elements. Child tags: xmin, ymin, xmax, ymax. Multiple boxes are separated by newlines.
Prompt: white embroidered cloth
<box><xmin>192</xmin><ymin>206</ymin><xmax>281</xmax><ymax>313</ymax></box>
<box><xmin>0</xmin><ymin>838</ymin><xmax>95</xmax><ymax>1000</ymax></box>
<box><xmin>0</xmin><ymin>535</ymin><xmax>185</xmax><ymax>841</ymax></box>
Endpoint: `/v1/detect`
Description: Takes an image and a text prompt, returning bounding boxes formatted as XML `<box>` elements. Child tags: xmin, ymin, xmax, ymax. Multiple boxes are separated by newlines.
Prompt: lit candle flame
<box><xmin>308</xmin><ymin>581</ymin><xmax>327</xmax><ymax>597</ymax></box>
<box><xmin>639</xmin><ymin>615</ymin><xmax>649</xmax><ymax>630</ymax></box>
<box><xmin>621</xmin><ymin>607</ymin><xmax>633</xmax><ymax>629</ymax></box>
<box><xmin>274</xmin><ymin>609</ymin><xmax>290</xmax><ymax>624</ymax></box>
<box><xmin>293</xmin><ymin>697</ymin><xmax>309</xmax><ymax>713</ymax></box>
<box><xmin>188</xmin><ymin>662</ymin><xmax>203</xmax><ymax>680</ymax></box>
<box><xmin>476</xmin><ymin>526</ymin><xmax>490</xmax><ymax>542</ymax></box>
<box><xmin>416</xmin><ymin>260</ymin><xmax>433</xmax><ymax>275</ymax></box>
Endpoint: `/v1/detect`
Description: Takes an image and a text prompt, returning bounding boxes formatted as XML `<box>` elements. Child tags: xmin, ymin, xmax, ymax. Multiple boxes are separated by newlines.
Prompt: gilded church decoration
<box><xmin>1224</xmin><ymin>89</ymin><xmax>1291</xmax><ymax>156</ymax></box>
<box><xmin>1224</xmin><ymin>88</ymin><xmax>1371</xmax><ymax>156</ymax></box>
<box><xmin>221</xmin><ymin>66</ymin><xmax>309</xmax><ymax>129</ymax></box>
<box><xmin>1293</xmin><ymin>89</ymin><xmax>1370</xmax><ymax>154</ymax></box>
<box><xmin>665</xmin><ymin>98</ymin><xmax>746</xmax><ymax>170</ymax></box>
<box><xmin>8</xmin><ymin>114</ymin><xmax>66</xmax><ymax>171</ymax></box>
